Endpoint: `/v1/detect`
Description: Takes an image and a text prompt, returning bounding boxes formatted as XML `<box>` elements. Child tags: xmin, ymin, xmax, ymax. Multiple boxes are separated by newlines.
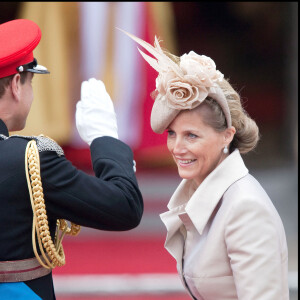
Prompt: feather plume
<box><xmin>117</xmin><ymin>28</ymin><xmax>183</xmax><ymax>77</ymax></box>
<box><xmin>137</xmin><ymin>48</ymin><xmax>161</xmax><ymax>72</ymax></box>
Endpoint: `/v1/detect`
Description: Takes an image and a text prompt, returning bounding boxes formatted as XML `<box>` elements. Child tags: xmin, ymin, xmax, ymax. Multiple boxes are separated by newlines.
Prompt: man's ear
<box><xmin>11</xmin><ymin>73</ymin><xmax>22</xmax><ymax>103</ymax></box>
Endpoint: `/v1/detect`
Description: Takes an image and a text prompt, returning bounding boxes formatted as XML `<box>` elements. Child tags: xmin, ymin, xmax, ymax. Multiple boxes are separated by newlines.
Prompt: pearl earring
<box><xmin>223</xmin><ymin>146</ymin><xmax>228</xmax><ymax>154</ymax></box>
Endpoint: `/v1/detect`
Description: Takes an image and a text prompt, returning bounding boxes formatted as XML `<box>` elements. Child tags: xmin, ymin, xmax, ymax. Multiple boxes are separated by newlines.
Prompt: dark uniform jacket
<box><xmin>0</xmin><ymin>119</ymin><xmax>143</xmax><ymax>299</ymax></box>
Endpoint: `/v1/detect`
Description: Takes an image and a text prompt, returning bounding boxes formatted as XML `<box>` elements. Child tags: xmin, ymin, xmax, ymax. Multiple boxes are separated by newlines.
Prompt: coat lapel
<box><xmin>159</xmin><ymin>179</ymin><xmax>196</xmax><ymax>265</ymax></box>
<box><xmin>160</xmin><ymin>208</ymin><xmax>185</xmax><ymax>268</ymax></box>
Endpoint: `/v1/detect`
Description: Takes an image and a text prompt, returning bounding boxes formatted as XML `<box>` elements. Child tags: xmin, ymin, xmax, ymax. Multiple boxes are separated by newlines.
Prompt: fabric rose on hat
<box><xmin>180</xmin><ymin>51</ymin><xmax>224</xmax><ymax>87</ymax></box>
<box><xmin>154</xmin><ymin>51</ymin><xmax>224</xmax><ymax>110</ymax></box>
<box><xmin>156</xmin><ymin>72</ymin><xmax>208</xmax><ymax>109</ymax></box>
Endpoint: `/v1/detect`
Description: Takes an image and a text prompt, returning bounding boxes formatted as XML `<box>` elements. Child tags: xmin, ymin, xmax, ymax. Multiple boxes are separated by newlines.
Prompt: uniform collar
<box><xmin>160</xmin><ymin>149</ymin><xmax>249</xmax><ymax>236</ymax></box>
<box><xmin>0</xmin><ymin>119</ymin><xmax>9</xmax><ymax>137</ymax></box>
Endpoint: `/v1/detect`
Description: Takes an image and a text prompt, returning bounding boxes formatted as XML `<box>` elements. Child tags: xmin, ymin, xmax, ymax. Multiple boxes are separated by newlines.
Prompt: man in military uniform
<box><xmin>0</xmin><ymin>19</ymin><xmax>143</xmax><ymax>299</ymax></box>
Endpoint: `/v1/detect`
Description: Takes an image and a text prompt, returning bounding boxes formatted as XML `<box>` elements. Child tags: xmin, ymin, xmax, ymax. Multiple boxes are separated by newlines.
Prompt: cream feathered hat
<box><xmin>119</xmin><ymin>29</ymin><xmax>232</xmax><ymax>134</ymax></box>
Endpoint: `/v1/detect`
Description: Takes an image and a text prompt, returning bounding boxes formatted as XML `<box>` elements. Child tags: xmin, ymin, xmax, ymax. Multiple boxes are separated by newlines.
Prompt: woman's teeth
<box><xmin>178</xmin><ymin>159</ymin><xmax>196</xmax><ymax>164</ymax></box>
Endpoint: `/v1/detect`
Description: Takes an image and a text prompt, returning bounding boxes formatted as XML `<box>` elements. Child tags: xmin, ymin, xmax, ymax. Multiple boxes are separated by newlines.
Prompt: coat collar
<box><xmin>0</xmin><ymin>119</ymin><xmax>9</xmax><ymax>137</ymax></box>
<box><xmin>185</xmin><ymin>149</ymin><xmax>249</xmax><ymax>235</ymax></box>
<box><xmin>160</xmin><ymin>149</ymin><xmax>249</xmax><ymax>261</ymax></box>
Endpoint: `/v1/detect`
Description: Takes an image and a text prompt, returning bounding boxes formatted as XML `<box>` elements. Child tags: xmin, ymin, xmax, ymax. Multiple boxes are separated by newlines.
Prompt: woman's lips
<box><xmin>176</xmin><ymin>158</ymin><xmax>197</xmax><ymax>167</ymax></box>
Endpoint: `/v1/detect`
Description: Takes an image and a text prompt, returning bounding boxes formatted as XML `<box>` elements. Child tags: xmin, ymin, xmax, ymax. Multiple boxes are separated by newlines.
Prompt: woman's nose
<box><xmin>172</xmin><ymin>137</ymin><xmax>187</xmax><ymax>155</ymax></box>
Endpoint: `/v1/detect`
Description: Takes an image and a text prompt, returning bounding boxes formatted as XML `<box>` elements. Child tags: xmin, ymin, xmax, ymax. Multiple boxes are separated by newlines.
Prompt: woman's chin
<box><xmin>177</xmin><ymin>168</ymin><xmax>196</xmax><ymax>181</ymax></box>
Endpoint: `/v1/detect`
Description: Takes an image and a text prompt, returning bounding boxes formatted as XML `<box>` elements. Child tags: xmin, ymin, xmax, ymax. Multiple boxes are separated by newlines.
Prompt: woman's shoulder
<box><xmin>225</xmin><ymin>173</ymin><xmax>268</xmax><ymax>200</ymax></box>
<box><xmin>223</xmin><ymin>173</ymin><xmax>278</xmax><ymax>212</ymax></box>
<box><xmin>222</xmin><ymin>173</ymin><xmax>284</xmax><ymax>225</ymax></box>
<box><xmin>222</xmin><ymin>173</ymin><xmax>287</xmax><ymax>250</ymax></box>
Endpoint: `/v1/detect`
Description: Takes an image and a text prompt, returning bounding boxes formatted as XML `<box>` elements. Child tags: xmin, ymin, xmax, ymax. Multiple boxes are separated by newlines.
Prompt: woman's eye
<box><xmin>167</xmin><ymin>130</ymin><xmax>175</xmax><ymax>137</ymax></box>
<box><xmin>188</xmin><ymin>133</ymin><xmax>197</xmax><ymax>138</ymax></box>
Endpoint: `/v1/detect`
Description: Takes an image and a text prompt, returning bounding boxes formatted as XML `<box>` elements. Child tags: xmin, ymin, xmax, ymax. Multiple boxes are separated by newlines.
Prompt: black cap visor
<box><xmin>17</xmin><ymin>58</ymin><xmax>50</xmax><ymax>74</ymax></box>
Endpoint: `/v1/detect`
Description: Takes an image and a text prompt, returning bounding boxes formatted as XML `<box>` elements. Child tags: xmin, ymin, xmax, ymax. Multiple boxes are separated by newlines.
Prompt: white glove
<box><xmin>76</xmin><ymin>78</ymin><xmax>118</xmax><ymax>145</ymax></box>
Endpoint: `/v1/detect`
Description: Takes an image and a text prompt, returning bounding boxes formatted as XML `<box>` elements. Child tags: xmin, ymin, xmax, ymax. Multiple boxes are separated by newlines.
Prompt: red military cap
<box><xmin>0</xmin><ymin>19</ymin><xmax>49</xmax><ymax>79</ymax></box>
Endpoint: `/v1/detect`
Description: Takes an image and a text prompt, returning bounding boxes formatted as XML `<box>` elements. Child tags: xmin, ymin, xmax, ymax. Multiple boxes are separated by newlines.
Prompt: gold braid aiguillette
<box><xmin>25</xmin><ymin>139</ymin><xmax>80</xmax><ymax>269</ymax></box>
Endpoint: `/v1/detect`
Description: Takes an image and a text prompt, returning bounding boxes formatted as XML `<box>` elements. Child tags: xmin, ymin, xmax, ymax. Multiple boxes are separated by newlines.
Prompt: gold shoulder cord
<box><xmin>25</xmin><ymin>140</ymin><xmax>80</xmax><ymax>269</ymax></box>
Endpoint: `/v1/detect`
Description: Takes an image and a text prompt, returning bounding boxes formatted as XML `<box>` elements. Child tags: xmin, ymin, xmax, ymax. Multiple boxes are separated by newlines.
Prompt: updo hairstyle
<box><xmin>201</xmin><ymin>78</ymin><xmax>260</xmax><ymax>154</ymax></box>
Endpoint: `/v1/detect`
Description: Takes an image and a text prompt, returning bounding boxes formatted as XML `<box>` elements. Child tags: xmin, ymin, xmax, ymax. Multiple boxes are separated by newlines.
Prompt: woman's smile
<box><xmin>175</xmin><ymin>157</ymin><xmax>197</xmax><ymax>167</ymax></box>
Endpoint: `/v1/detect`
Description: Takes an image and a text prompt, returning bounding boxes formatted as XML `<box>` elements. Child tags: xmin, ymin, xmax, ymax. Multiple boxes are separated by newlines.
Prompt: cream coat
<box><xmin>160</xmin><ymin>149</ymin><xmax>289</xmax><ymax>300</ymax></box>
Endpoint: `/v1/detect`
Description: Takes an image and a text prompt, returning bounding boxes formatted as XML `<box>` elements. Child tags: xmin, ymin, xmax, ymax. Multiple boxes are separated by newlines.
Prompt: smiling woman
<box><xmin>124</xmin><ymin>29</ymin><xmax>290</xmax><ymax>300</ymax></box>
